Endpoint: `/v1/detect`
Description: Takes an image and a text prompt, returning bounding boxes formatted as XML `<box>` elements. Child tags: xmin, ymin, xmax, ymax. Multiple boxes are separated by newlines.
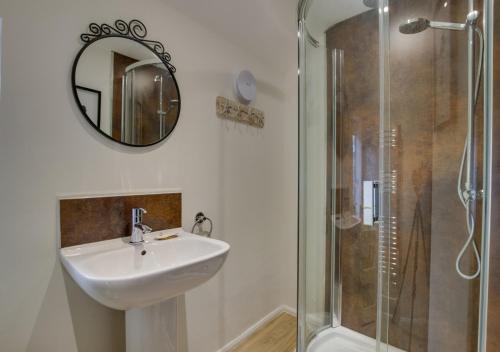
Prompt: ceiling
<box><xmin>306</xmin><ymin>0</ymin><xmax>370</xmax><ymax>39</ymax></box>
<box><xmin>162</xmin><ymin>0</ymin><xmax>371</xmax><ymax>70</ymax></box>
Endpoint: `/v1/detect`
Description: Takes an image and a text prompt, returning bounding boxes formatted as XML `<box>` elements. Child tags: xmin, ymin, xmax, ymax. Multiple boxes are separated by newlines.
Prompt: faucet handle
<box><xmin>132</xmin><ymin>208</ymin><xmax>147</xmax><ymax>224</ymax></box>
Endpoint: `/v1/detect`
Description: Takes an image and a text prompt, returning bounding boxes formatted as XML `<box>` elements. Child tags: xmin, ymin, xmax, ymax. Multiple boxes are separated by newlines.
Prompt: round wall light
<box><xmin>234</xmin><ymin>70</ymin><xmax>256</xmax><ymax>104</ymax></box>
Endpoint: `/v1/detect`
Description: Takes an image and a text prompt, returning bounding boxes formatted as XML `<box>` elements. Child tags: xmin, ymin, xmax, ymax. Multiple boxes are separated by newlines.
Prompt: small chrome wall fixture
<box><xmin>216</xmin><ymin>96</ymin><xmax>264</xmax><ymax>128</ymax></box>
<box><xmin>191</xmin><ymin>212</ymin><xmax>213</xmax><ymax>237</ymax></box>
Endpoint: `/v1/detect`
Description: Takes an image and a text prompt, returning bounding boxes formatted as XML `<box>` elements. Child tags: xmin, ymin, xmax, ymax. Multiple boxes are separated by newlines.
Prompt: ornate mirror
<box><xmin>72</xmin><ymin>20</ymin><xmax>181</xmax><ymax>147</ymax></box>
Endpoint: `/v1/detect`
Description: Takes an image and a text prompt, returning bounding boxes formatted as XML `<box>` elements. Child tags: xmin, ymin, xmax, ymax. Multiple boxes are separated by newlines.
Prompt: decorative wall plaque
<box><xmin>216</xmin><ymin>96</ymin><xmax>264</xmax><ymax>128</ymax></box>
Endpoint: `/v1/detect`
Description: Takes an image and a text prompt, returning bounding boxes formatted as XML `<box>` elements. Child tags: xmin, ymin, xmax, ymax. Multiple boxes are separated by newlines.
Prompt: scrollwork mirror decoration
<box><xmin>72</xmin><ymin>20</ymin><xmax>181</xmax><ymax>147</ymax></box>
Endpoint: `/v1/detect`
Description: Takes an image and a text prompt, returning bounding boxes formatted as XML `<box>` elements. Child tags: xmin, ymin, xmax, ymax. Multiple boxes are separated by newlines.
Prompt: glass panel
<box><xmin>377</xmin><ymin>0</ymin><xmax>392</xmax><ymax>349</ymax></box>
<box><xmin>327</xmin><ymin>9</ymin><xmax>381</xmax><ymax>338</ymax></box>
<box><xmin>481</xmin><ymin>1</ymin><xmax>495</xmax><ymax>351</ymax></box>
<box><xmin>298</xmin><ymin>16</ymin><xmax>331</xmax><ymax>345</ymax></box>
<box><xmin>380</xmin><ymin>0</ymin><xmax>484</xmax><ymax>351</ymax></box>
<box><xmin>299</xmin><ymin>1</ymin><xmax>490</xmax><ymax>351</ymax></box>
<box><xmin>298</xmin><ymin>1</ymin><xmax>382</xmax><ymax>351</ymax></box>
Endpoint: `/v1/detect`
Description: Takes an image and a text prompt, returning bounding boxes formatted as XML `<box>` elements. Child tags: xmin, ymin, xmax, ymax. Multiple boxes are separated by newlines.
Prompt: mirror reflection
<box><xmin>74</xmin><ymin>37</ymin><xmax>180</xmax><ymax>146</ymax></box>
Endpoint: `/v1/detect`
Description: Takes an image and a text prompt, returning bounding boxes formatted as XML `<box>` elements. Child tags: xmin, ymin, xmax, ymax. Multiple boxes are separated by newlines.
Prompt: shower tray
<box><xmin>307</xmin><ymin>326</ymin><xmax>405</xmax><ymax>352</ymax></box>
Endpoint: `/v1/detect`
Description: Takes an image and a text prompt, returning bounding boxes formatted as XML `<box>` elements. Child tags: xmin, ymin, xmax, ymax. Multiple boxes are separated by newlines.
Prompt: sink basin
<box><xmin>60</xmin><ymin>228</ymin><xmax>230</xmax><ymax>310</ymax></box>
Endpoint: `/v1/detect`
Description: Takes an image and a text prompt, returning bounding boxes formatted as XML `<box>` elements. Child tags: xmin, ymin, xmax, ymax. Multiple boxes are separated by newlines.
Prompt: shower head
<box><xmin>399</xmin><ymin>18</ymin><xmax>430</xmax><ymax>34</ymax></box>
<box><xmin>399</xmin><ymin>10</ymin><xmax>480</xmax><ymax>34</ymax></box>
<box><xmin>362</xmin><ymin>0</ymin><xmax>377</xmax><ymax>9</ymax></box>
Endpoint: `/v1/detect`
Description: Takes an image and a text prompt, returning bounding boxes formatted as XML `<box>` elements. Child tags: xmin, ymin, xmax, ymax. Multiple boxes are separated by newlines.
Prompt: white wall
<box><xmin>0</xmin><ymin>0</ymin><xmax>298</xmax><ymax>351</ymax></box>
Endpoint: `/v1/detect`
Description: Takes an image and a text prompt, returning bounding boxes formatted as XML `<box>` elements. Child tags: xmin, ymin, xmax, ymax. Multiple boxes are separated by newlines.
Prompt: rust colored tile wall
<box><xmin>60</xmin><ymin>193</ymin><xmax>181</xmax><ymax>247</ymax></box>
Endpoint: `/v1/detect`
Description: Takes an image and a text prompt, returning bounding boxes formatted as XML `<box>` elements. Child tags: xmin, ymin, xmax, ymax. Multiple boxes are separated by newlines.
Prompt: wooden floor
<box><xmin>231</xmin><ymin>312</ymin><xmax>297</xmax><ymax>352</ymax></box>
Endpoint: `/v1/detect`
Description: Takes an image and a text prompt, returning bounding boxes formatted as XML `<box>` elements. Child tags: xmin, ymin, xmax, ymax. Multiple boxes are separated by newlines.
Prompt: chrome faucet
<box><xmin>130</xmin><ymin>208</ymin><xmax>152</xmax><ymax>244</ymax></box>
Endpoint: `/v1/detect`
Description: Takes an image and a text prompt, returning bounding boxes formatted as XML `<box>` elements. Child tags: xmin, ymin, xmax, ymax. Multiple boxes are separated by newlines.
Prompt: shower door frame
<box><xmin>297</xmin><ymin>0</ymin><xmax>494</xmax><ymax>351</ymax></box>
<box><xmin>329</xmin><ymin>47</ymin><xmax>343</xmax><ymax>330</ymax></box>
<box><xmin>477</xmin><ymin>0</ymin><xmax>493</xmax><ymax>350</ymax></box>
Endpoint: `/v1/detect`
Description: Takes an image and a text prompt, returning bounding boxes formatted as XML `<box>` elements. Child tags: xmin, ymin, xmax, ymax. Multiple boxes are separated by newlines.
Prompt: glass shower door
<box><xmin>378</xmin><ymin>0</ymin><xmax>487</xmax><ymax>351</ymax></box>
<box><xmin>298</xmin><ymin>18</ymin><xmax>331</xmax><ymax>347</ymax></box>
<box><xmin>298</xmin><ymin>1</ymin><xmax>382</xmax><ymax>350</ymax></box>
<box><xmin>298</xmin><ymin>0</ymin><xmax>492</xmax><ymax>351</ymax></box>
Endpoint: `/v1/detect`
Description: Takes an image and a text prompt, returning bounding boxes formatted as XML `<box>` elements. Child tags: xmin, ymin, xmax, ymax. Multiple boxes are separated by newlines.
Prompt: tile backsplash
<box><xmin>60</xmin><ymin>192</ymin><xmax>181</xmax><ymax>247</ymax></box>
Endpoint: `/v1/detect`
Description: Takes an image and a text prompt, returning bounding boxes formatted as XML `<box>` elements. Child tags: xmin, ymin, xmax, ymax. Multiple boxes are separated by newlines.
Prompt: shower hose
<box><xmin>456</xmin><ymin>26</ymin><xmax>483</xmax><ymax>280</ymax></box>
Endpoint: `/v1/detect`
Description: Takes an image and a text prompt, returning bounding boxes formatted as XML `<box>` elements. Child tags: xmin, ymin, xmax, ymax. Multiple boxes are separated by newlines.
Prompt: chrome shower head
<box><xmin>363</xmin><ymin>0</ymin><xmax>377</xmax><ymax>9</ymax></box>
<box><xmin>399</xmin><ymin>18</ymin><xmax>430</xmax><ymax>34</ymax></box>
<box><xmin>399</xmin><ymin>11</ymin><xmax>479</xmax><ymax>34</ymax></box>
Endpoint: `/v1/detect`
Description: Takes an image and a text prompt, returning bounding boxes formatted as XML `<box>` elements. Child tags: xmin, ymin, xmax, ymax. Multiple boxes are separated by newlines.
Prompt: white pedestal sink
<box><xmin>125</xmin><ymin>298</ymin><xmax>183</xmax><ymax>352</ymax></box>
<box><xmin>60</xmin><ymin>228</ymin><xmax>230</xmax><ymax>351</ymax></box>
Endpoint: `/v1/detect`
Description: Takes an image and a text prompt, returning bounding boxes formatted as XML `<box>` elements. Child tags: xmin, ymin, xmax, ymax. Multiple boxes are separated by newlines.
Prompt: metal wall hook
<box><xmin>191</xmin><ymin>212</ymin><xmax>213</xmax><ymax>237</ymax></box>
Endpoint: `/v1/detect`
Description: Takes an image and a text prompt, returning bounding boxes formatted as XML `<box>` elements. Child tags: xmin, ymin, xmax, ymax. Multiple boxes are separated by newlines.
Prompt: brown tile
<box><xmin>60</xmin><ymin>193</ymin><xmax>181</xmax><ymax>247</ymax></box>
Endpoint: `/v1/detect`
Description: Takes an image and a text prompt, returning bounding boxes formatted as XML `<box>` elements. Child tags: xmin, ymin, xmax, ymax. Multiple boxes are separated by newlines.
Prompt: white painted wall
<box><xmin>0</xmin><ymin>0</ymin><xmax>298</xmax><ymax>351</ymax></box>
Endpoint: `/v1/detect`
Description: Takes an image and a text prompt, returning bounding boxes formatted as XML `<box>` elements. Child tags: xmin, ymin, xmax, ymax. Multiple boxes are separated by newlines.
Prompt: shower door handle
<box><xmin>363</xmin><ymin>181</ymin><xmax>379</xmax><ymax>226</ymax></box>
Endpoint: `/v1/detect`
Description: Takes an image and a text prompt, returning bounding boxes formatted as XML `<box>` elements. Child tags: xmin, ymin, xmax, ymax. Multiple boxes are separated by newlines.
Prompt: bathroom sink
<box><xmin>60</xmin><ymin>228</ymin><xmax>230</xmax><ymax>310</ymax></box>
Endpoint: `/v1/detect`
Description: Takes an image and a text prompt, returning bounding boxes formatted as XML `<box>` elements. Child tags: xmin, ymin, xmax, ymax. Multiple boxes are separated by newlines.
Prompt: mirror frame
<box><xmin>71</xmin><ymin>19</ymin><xmax>181</xmax><ymax>147</ymax></box>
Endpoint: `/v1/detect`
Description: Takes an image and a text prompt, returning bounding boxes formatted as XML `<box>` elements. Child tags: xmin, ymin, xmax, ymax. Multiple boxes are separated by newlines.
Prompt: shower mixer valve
<box><xmin>462</xmin><ymin>188</ymin><xmax>484</xmax><ymax>202</ymax></box>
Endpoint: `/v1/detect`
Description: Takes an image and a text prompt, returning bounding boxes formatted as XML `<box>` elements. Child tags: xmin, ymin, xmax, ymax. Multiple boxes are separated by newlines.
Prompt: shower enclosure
<box><xmin>121</xmin><ymin>59</ymin><xmax>179</xmax><ymax>145</ymax></box>
<box><xmin>297</xmin><ymin>0</ymin><xmax>494</xmax><ymax>351</ymax></box>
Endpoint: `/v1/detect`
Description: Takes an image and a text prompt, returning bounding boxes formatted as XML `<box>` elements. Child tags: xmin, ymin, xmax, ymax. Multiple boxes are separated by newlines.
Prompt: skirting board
<box><xmin>216</xmin><ymin>305</ymin><xmax>296</xmax><ymax>352</ymax></box>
